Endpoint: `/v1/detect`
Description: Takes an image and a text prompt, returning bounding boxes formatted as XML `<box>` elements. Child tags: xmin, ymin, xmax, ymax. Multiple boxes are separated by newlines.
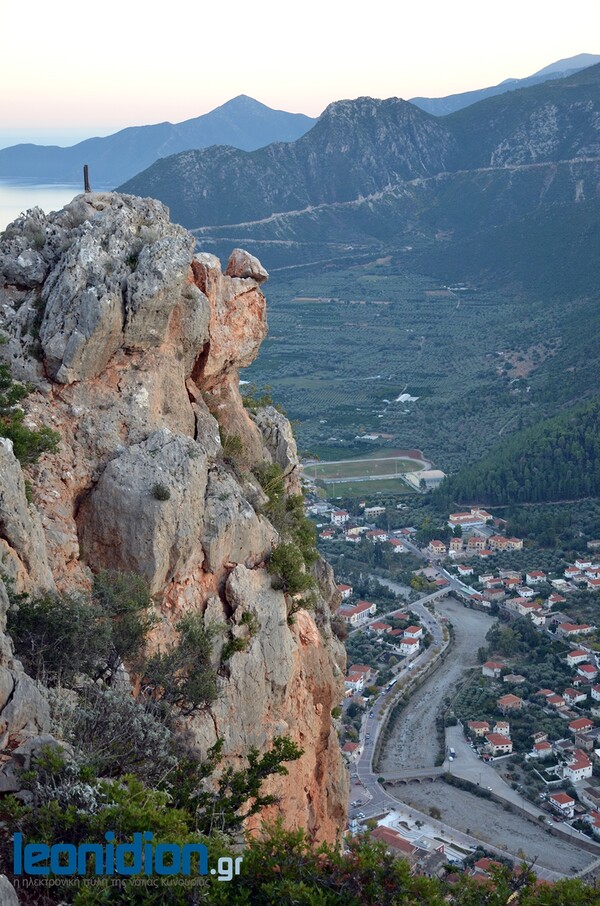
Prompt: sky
<box><xmin>1</xmin><ymin>0</ymin><xmax>599</xmax><ymax>146</ymax></box>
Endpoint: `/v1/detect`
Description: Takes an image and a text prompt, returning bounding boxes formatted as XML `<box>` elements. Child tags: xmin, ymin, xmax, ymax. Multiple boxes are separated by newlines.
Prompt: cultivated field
<box><xmin>242</xmin><ymin>263</ymin><xmax>562</xmax><ymax>470</ymax></box>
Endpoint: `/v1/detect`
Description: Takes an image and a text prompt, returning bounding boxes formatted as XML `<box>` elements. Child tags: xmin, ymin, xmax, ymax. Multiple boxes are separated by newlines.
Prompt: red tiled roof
<box><xmin>569</xmin><ymin>717</ymin><xmax>594</xmax><ymax>731</ymax></box>
<box><xmin>550</xmin><ymin>792</ymin><xmax>575</xmax><ymax>806</ymax></box>
<box><xmin>486</xmin><ymin>733</ymin><xmax>512</xmax><ymax>746</ymax></box>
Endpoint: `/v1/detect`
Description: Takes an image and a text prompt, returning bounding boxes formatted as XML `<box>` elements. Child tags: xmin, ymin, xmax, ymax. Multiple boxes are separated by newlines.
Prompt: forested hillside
<box><xmin>435</xmin><ymin>398</ymin><xmax>600</xmax><ymax>507</ymax></box>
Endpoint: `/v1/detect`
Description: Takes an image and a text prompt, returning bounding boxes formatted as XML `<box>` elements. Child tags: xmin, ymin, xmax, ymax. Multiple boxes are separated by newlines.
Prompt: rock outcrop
<box><xmin>0</xmin><ymin>192</ymin><xmax>346</xmax><ymax>842</ymax></box>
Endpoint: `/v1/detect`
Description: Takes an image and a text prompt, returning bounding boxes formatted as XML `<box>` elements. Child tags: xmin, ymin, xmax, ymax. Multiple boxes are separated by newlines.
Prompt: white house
<box><xmin>331</xmin><ymin>510</ymin><xmax>349</xmax><ymax>526</ymax></box>
<box><xmin>526</xmin><ymin>571</ymin><xmax>547</xmax><ymax>586</ymax></box>
<box><xmin>337</xmin><ymin>600</ymin><xmax>376</xmax><ymax>625</ymax></box>
<box><xmin>548</xmin><ymin>792</ymin><xmax>576</xmax><ymax>818</ymax></box>
<box><xmin>399</xmin><ymin>637</ymin><xmax>420</xmax><ymax>657</ymax></box>
<box><xmin>564</xmin><ymin>749</ymin><xmax>593</xmax><ymax>783</ymax></box>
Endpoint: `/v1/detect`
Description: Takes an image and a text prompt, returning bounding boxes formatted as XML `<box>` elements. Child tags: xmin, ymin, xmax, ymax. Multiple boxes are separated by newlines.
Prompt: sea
<box><xmin>0</xmin><ymin>180</ymin><xmax>82</xmax><ymax>232</ymax></box>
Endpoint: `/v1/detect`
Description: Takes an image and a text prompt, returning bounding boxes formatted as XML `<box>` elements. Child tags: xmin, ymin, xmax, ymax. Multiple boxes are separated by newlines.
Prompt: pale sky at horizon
<box><xmin>2</xmin><ymin>0</ymin><xmax>599</xmax><ymax>144</ymax></box>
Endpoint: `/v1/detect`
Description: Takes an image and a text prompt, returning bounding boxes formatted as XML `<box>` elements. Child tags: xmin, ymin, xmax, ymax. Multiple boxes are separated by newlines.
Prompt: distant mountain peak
<box><xmin>531</xmin><ymin>52</ymin><xmax>600</xmax><ymax>78</ymax></box>
<box><xmin>410</xmin><ymin>52</ymin><xmax>600</xmax><ymax>117</ymax></box>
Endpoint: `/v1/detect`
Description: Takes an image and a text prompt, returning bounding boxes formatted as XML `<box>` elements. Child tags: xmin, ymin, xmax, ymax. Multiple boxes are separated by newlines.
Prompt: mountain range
<box><xmin>409</xmin><ymin>52</ymin><xmax>600</xmax><ymax>115</ymax></box>
<box><xmin>0</xmin><ymin>53</ymin><xmax>597</xmax><ymax>191</ymax></box>
<box><xmin>0</xmin><ymin>96</ymin><xmax>317</xmax><ymax>186</ymax></box>
<box><xmin>119</xmin><ymin>62</ymin><xmax>600</xmax><ymax>268</ymax></box>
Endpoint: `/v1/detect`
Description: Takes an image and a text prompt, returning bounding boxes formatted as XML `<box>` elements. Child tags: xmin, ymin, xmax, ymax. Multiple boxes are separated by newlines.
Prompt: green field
<box><xmin>307</xmin><ymin>455</ymin><xmax>423</xmax><ymax>481</ymax></box>
<box><xmin>321</xmin><ymin>477</ymin><xmax>415</xmax><ymax>498</ymax></box>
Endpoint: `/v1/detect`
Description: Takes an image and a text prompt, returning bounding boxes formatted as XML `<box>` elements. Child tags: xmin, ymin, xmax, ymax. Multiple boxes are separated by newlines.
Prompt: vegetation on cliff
<box><xmin>0</xmin><ymin>361</ymin><xmax>59</xmax><ymax>464</ymax></box>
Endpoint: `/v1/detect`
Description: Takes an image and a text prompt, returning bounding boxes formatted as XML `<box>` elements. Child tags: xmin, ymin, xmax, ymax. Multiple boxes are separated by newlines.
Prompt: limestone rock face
<box><xmin>0</xmin><ymin>439</ymin><xmax>54</xmax><ymax>591</ymax></box>
<box><xmin>0</xmin><ymin>874</ymin><xmax>20</xmax><ymax>906</ymax></box>
<box><xmin>78</xmin><ymin>429</ymin><xmax>210</xmax><ymax>594</ymax></box>
<box><xmin>254</xmin><ymin>404</ymin><xmax>303</xmax><ymax>495</ymax></box>
<box><xmin>0</xmin><ymin>192</ymin><xmax>347</xmax><ymax>844</ymax></box>
<box><xmin>0</xmin><ymin>577</ymin><xmax>50</xmax><ymax>787</ymax></box>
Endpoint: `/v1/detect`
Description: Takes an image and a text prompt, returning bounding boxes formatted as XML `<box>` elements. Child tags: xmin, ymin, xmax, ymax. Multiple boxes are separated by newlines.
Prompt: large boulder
<box><xmin>78</xmin><ymin>429</ymin><xmax>209</xmax><ymax>593</ymax></box>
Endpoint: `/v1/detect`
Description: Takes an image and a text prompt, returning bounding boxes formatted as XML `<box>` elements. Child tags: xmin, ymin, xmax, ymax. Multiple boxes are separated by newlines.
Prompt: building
<box><xmin>485</xmin><ymin>733</ymin><xmax>513</xmax><ymax>756</ymax></box>
<box><xmin>471</xmin><ymin>858</ymin><xmax>502</xmax><ymax>879</ymax></box>
<box><xmin>337</xmin><ymin>600</ymin><xmax>376</xmax><ymax>626</ymax></box>
<box><xmin>548</xmin><ymin>592</ymin><xmax>567</xmax><ymax>606</ymax></box>
<box><xmin>366</xmin><ymin>529</ymin><xmax>389</xmax><ymax>543</ymax></box>
<box><xmin>388</xmin><ymin>539</ymin><xmax>407</xmax><ymax>553</ymax></box>
<box><xmin>526</xmin><ymin>571</ymin><xmax>547</xmax><ymax>586</ymax></box>
<box><xmin>342</xmin><ymin>741</ymin><xmax>360</xmax><ymax>758</ymax></box>
<box><xmin>494</xmin><ymin>721</ymin><xmax>511</xmax><ymax>736</ymax></box>
<box><xmin>567</xmin><ymin>649</ymin><xmax>591</xmax><ymax>667</ymax></box>
<box><xmin>548</xmin><ymin>792</ymin><xmax>576</xmax><ymax>818</ymax></box>
<box><xmin>497</xmin><ymin>693</ymin><xmax>523</xmax><ymax>712</ymax></box>
<box><xmin>531</xmin><ymin>741</ymin><xmax>553</xmax><ymax>759</ymax></box>
<box><xmin>449</xmin><ymin>537</ymin><xmax>463</xmax><ymax>554</ymax></box>
<box><xmin>574</xmin><ymin>727</ymin><xmax>600</xmax><ymax>751</ymax></box>
<box><xmin>399</xmin><ymin>637</ymin><xmax>420</xmax><ymax>657</ymax></box>
<box><xmin>345</xmin><ymin>672</ymin><xmax>366</xmax><ymax>693</ymax></box>
<box><xmin>331</xmin><ymin>510</ymin><xmax>349</xmax><ymax>526</ymax></box>
<box><xmin>569</xmin><ymin>717</ymin><xmax>594</xmax><ymax>735</ymax></box>
<box><xmin>370</xmin><ymin>621</ymin><xmax>392</xmax><ymax>634</ymax></box>
<box><xmin>404</xmin><ymin>625</ymin><xmax>423</xmax><ymax>640</ymax></box>
<box><xmin>457</xmin><ymin>564</ymin><xmax>474</xmax><ymax>577</ymax></box>
<box><xmin>578</xmin><ymin>663</ymin><xmax>598</xmax><ymax>681</ymax></box>
<box><xmin>482</xmin><ymin>661</ymin><xmax>504</xmax><ymax>679</ymax></box>
<box><xmin>503</xmin><ymin>674</ymin><xmax>526</xmax><ymax>685</ymax></box>
<box><xmin>370</xmin><ymin>827</ymin><xmax>420</xmax><ymax>867</ymax></box>
<box><xmin>404</xmin><ymin>469</ymin><xmax>446</xmax><ymax>491</ymax></box>
<box><xmin>563</xmin><ymin>687</ymin><xmax>587</xmax><ymax>705</ymax></box>
<box><xmin>428</xmin><ymin>540</ymin><xmax>447</xmax><ymax>557</ymax></box>
<box><xmin>337</xmin><ymin>583</ymin><xmax>353</xmax><ymax>600</ymax></box>
<box><xmin>564</xmin><ymin>749</ymin><xmax>593</xmax><ymax>782</ymax></box>
<box><xmin>505</xmin><ymin>537</ymin><xmax>524</xmax><ymax>550</ymax></box>
<box><xmin>448</xmin><ymin>507</ymin><xmax>493</xmax><ymax>531</ymax></box>
<box><xmin>364</xmin><ymin>505</ymin><xmax>386</xmax><ymax>518</ymax></box>
<box><xmin>467</xmin><ymin>721</ymin><xmax>490</xmax><ymax>737</ymax></box>
<box><xmin>558</xmin><ymin>622</ymin><xmax>595</xmax><ymax>638</ymax></box>
<box><xmin>466</xmin><ymin>536</ymin><xmax>486</xmax><ymax>553</ymax></box>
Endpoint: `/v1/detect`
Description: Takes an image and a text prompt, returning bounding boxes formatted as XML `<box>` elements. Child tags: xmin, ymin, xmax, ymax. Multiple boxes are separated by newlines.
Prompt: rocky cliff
<box><xmin>0</xmin><ymin>192</ymin><xmax>347</xmax><ymax>842</ymax></box>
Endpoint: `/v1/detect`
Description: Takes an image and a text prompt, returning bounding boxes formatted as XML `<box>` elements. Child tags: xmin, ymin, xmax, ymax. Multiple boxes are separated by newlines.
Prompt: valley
<box><xmin>241</xmin><ymin>263</ymin><xmax>571</xmax><ymax>474</ymax></box>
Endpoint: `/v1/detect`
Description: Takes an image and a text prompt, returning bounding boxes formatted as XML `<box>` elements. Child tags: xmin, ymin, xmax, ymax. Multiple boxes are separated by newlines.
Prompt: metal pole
<box><xmin>83</xmin><ymin>165</ymin><xmax>91</xmax><ymax>193</ymax></box>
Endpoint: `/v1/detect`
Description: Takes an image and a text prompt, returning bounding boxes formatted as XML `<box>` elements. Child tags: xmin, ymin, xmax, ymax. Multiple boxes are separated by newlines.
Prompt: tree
<box><xmin>92</xmin><ymin>570</ymin><xmax>157</xmax><ymax>671</ymax></box>
<box><xmin>6</xmin><ymin>589</ymin><xmax>112</xmax><ymax>684</ymax></box>
<box><xmin>142</xmin><ymin>614</ymin><xmax>219</xmax><ymax>715</ymax></box>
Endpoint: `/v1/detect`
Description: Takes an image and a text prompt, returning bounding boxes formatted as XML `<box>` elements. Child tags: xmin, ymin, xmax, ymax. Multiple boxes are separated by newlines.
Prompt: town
<box><xmin>308</xmin><ymin>489</ymin><xmax>600</xmax><ymax>881</ymax></box>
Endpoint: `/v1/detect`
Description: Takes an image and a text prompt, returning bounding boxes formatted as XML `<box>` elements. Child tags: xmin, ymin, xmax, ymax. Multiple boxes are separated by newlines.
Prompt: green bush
<box><xmin>151</xmin><ymin>482</ymin><xmax>171</xmax><ymax>500</ymax></box>
<box><xmin>143</xmin><ymin>614</ymin><xmax>219</xmax><ymax>715</ymax></box>
<box><xmin>267</xmin><ymin>542</ymin><xmax>315</xmax><ymax>597</ymax></box>
<box><xmin>6</xmin><ymin>589</ymin><xmax>112</xmax><ymax>684</ymax></box>
<box><xmin>59</xmin><ymin>686</ymin><xmax>176</xmax><ymax>783</ymax></box>
<box><xmin>7</xmin><ymin>571</ymin><xmax>157</xmax><ymax>685</ymax></box>
<box><xmin>0</xmin><ymin>363</ymin><xmax>59</xmax><ymax>464</ymax></box>
<box><xmin>92</xmin><ymin>570</ymin><xmax>157</xmax><ymax>669</ymax></box>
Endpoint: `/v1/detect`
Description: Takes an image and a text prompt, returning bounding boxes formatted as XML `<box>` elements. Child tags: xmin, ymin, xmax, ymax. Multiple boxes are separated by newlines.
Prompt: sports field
<box><xmin>323</xmin><ymin>478</ymin><xmax>415</xmax><ymax>498</ymax></box>
<box><xmin>305</xmin><ymin>449</ymin><xmax>426</xmax><ymax>483</ymax></box>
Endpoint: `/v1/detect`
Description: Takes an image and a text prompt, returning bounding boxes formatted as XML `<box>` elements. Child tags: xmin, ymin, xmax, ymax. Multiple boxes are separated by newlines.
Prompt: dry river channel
<box><xmin>377</xmin><ymin>591</ymin><xmax>597</xmax><ymax>875</ymax></box>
